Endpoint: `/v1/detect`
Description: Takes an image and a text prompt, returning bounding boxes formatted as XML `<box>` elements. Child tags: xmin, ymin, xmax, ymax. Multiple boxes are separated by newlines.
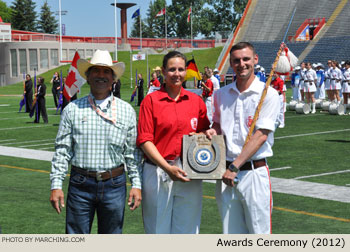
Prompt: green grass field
<box><xmin>0</xmin><ymin>48</ymin><xmax>349</xmax><ymax>234</ymax></box>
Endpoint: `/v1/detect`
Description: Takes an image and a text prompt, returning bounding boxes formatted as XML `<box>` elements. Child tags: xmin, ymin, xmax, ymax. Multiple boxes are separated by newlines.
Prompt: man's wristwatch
<box><xmin>228</xmin><ymin>163</ymin><xmax>239</xmax><ymax>173</ymax></box>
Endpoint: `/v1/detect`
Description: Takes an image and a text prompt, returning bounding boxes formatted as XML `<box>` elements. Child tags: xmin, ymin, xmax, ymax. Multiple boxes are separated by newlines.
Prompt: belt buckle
<box><xmin>96</xmin><ymin>171</ymin><xmax>103</xmax><ymax>181</ymax></box>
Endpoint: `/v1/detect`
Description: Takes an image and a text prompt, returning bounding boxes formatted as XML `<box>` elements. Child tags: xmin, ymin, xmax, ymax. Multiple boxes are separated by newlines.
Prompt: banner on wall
<box><xmin>296</xmin><ymin>25</ymin><xmax>310</xmax><ymax>41</ymax></box>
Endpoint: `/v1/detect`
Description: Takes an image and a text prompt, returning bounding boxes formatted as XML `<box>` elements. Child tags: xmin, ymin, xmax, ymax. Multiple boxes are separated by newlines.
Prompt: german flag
<box><xmin>185</xmin><ymin>59</ymin><xmax>202</xmax><ymax>81</ymax></box>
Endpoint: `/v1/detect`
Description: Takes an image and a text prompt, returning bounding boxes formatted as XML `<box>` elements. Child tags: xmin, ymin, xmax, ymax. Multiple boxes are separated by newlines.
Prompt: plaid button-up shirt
<box><xmin>50</xmin><ymin>93</ymin><xmax>142</xmax><ymax>189</ymax></box>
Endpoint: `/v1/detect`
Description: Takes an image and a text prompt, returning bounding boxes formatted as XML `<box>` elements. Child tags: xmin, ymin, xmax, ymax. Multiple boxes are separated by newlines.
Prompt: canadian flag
<box><xmin>187</xmin><ymin>7</ymin><xmax>191</xmax><ymax>23</ymax></box>
<box><xmin>155</xmin><ymin>8</ymin><xmax>166</xmax><ymax>17</ymax></box>
<box><xmin>63</xmin><ymin>51</ymin><xmax>86</xmax><ymax>101</ymax></box>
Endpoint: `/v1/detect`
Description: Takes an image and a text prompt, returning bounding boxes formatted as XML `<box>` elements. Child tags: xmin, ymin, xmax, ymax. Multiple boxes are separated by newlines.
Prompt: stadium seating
<box><xmin>221</xmin><ymin>0</ymin><xmax>350</xmax><ymax>80</ymax></box>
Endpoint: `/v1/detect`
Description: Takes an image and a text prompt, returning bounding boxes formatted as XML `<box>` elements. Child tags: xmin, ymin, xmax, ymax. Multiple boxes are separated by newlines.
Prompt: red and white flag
<box><xmin>63</xmin><ymin>51</ymin><xmax>86</xmax><ymax>101</ymax></box>
<box><xmin>155</xmin><ymin>8</ymin><xmax>166</xmax><ymax>17</ymax></box>
<box><xmin>187</xmin><ymin>7</ymin><xmax>191</xmax><ymax>23</ymax></box>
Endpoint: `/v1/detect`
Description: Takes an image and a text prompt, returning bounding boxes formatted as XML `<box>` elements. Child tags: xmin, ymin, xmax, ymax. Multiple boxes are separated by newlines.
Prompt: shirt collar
<box><xmin>89</xmin><ymin>93</ymin><xmax>113</xmax><ymax>109</ymax></box>
<box><xmin>158</xmin><ymin>86</ymin><xmax>189</xmax><ymax>101</ymax></box>
<box><xmin>229</xmin><ymin>76</ymin><xmax>262</xmax><ymax>95</ymax></box>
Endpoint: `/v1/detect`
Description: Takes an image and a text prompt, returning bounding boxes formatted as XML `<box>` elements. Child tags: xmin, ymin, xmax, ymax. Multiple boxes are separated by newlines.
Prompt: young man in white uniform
<box><xmin>205</xmin><ymin>42</ymin><xmax>280</xmax><ymax>234</ymax></box>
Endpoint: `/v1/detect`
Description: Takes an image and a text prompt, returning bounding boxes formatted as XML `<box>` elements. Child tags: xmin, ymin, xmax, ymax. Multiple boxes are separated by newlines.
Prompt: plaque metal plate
<box><xmin>182</xmin><ymin>135</ymin><xmax>226</xmax><ymax>179</ymax></box>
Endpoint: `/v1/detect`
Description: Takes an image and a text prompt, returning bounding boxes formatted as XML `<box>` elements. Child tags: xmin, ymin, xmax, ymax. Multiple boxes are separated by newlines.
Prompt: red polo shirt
<box><xmin>202</xmin><ymin>79</ymin><xmax>213</xmax><ymax>97</ymax></box>
<box><xmin>271</xmin><ymin>77</ymin><xmax>284</xmax><ymax>94</ymax></box>
<box><xmin>150</xmin><ymin>78</ymin><xmax>161</xmax><ymax>87</ymax></box>
<box><xmin>137</xmin><ymin>87</ymin><xmax>210</xmax><ymax>160</ymax></box>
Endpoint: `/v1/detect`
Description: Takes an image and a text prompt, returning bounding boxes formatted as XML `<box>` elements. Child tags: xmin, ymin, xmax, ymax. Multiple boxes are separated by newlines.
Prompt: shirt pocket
<box><xmin>108</xmin><ymin>121</ymin><xmax>128</xmax><ymax>151</ymax></box>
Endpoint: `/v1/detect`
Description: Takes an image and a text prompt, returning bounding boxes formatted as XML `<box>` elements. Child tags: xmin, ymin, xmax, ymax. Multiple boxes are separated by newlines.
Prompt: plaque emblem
<box><xmin>195</xmin><ymin>148</ymin><xmax>213</xmax><ymax>166</ymax></box>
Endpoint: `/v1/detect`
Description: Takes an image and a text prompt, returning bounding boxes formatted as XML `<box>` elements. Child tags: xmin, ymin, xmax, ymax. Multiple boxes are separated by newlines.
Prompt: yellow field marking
<box><xmin>1</xmin><ymin>164</ymin><xmax>349</xmax><ymax>223</ymax></box>
<box><xmin>273</xmin><ymin>206</ymin><xmax>350</xmax><ymax>223</ymax></box>
<box><xmin>0</xmin><ymin>164</ymin><xmax>50</xmax><ymax>174</ymax></box>
<box><xmin>203</xmin><ymin>195</ymin><xmax>216</xmax><ymax>200</ymax></box>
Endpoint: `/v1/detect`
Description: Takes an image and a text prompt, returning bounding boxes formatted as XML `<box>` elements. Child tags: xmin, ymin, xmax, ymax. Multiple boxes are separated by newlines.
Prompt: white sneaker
<box><xmin>311</xmin><ymin>110</ymin><xmax>316</xmax><ymax>114</ymax></box>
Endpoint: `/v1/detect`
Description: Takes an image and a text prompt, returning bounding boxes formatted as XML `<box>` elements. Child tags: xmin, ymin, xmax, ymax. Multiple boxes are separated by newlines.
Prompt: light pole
<box><xmin>56</xmin><ymin>0</ymin><xmax>67</xmax><ymax>62</ymax></box>
<box><xmin>59</xmin><ymin>0</ymin><xmax>62</xmax><ymax>62</ymax></box>
<box><xmin>111</xmin><ymin>0</ymin><xmax>118</xmax><ymax>61</ymax></box>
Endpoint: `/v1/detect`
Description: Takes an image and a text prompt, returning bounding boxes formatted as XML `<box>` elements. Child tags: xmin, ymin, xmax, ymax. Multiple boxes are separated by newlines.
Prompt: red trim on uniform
<box><xmin>266</xmin><ymin>165</ymin><xmax>273</xmax><ymax>234</ymax></box>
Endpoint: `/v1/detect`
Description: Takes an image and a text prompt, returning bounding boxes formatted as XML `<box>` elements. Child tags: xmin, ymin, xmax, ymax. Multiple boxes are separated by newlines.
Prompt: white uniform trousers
<box><xmin>292</xmin><ymin>85</ymin><xmax>301</xmax><ymax>101</ymax></box>
<box><xmin>342</xmin><ymin>81</ymin><xmax>350</xmax><ymax>93</ymax></box>
<box><xmin>275</xmin><ymin>94</ymin><xmax>285</xmax><ymax>128</ymax></box>
<box><xmin>142</xmin><ymin>160</ymin><xmax>202</xmax><ymax>234</ymax></box>
<box><xmin>205</xmin><ymin>96</ymin><xmax>213</xmax><ymax>125</ymax></box>
<box><xmin>215</xmin><ymin>165</ymin><xmax>272</xmax><ymax>234</ymax></box>
<box><xmin>318</xmin><ymin>84</ymin><xmax>326</xmax><ymax>99</ymax></box>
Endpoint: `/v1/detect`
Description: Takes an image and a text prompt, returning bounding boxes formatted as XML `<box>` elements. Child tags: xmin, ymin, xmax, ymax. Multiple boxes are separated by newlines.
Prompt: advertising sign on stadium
<box><xmin>296</xmin><ymin>25</ymin><xmax>310</xmax><ymax>41</ymax></box>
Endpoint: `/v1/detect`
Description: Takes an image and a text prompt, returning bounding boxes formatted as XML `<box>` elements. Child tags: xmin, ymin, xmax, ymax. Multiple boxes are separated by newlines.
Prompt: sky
<box><xmin>2</xmin><ymin>0</ymin><xmax>171</xmax><ymax>37</ymax></box>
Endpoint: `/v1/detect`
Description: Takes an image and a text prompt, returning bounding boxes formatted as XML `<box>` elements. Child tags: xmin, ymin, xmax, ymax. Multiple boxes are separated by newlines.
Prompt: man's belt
<box><xmin>226</xmin><ymin>158</ymin><xmax>266</xmax><ymax>171</ymax></box>
<box><xmin>71</xmin><ymin>165</ymin><xmax>124</xmax><ymax>181</ymax></box>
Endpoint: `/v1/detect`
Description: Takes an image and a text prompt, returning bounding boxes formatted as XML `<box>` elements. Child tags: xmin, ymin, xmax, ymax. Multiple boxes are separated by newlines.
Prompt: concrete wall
<box><xmin>0</xmin><ymin>41</ymin><xmax>116</xmax><ymax>86</ymax></box>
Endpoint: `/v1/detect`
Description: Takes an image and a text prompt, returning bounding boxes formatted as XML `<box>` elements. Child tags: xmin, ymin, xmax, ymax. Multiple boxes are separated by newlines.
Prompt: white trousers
<box><xmin>276</xmin><ymin>95</ymin><xmax>285</xmax><ymax>127</ymax></box>
<box><xmin>142</xmin><ymin>160</ymin><xmax>202</xmax><ymax>234</ymax></box>
<box><xmin>292</xmin><ymin>86</ymin><xmax>301</xmax><ymax>101</ymax></box>
<box><xmin>215</xmin><ymin>165</ymin><xmax>272</xmax><ymax>234</ymax></box>
<box><xmin>205</xmin><ymin>96</ymin><xmax>213</xmax><ymax>125</ymax></box>
<box><xmin>317</xmin><ymin>84</ymin><xmax>326</xmax><ymax>99</ymax></box>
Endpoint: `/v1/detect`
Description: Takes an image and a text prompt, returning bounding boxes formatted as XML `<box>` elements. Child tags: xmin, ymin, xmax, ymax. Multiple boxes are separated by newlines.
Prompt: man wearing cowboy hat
<box><xmin>153</xmin><ymin>66</ymin><xmax>164</xmax><ymax>85</ymax></box>
<box><xmin>50</xmin><ymin>50</ymin><xmax>142</xmax><ymax>234</ymax></box>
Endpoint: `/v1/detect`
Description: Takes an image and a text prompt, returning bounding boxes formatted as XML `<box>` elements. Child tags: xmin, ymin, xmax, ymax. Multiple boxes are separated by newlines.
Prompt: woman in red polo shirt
<box><xmin>137</xmin><ymin>51</ymin><xmax>210</xmax><ymax>234</ymax></box>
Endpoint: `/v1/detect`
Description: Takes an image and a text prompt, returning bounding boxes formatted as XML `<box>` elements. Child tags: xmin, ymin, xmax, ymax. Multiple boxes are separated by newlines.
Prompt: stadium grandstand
<box><xmin>217</xmin><ymin>0</ymin><xmax>350</xmax><ymax>83</ymax></box>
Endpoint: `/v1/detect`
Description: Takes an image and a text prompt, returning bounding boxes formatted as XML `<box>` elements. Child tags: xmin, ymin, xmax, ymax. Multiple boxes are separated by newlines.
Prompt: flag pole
<box><xmin>114</xmin><ymin>0</ymin><xmax>118</xmax><ymax>61</ymax></box>
<box><xmin>190</xmin><ymin>4</ymin><xmax>193</xmax><ymax>48</ymax></box>
<box><xmin>140</xmin><ymin>8</ymin><xmax>142</xmax><ymax>49</ymax></box>
<box><xmin>135</xmin><ymin>69</ymin><xmax>138</xmax><ymax>106</ymax></box>
<box><xmin>130</xmin><ymin>49</ymin><xmax>133</xmax><ymax>88</ymax></box>
<box><xmin>59</xmin><ymin>0</ymin><xmax>62</xmax><ymax>62</ymax></box>
<box><xmin>165</xmin><ymin>5</ymin><xmax>167</xmax><ymax>49</ymax></box>
<box><xmin>146</xmin><ymin>50</ymin><xmax>149</xmax><ymax>84</ymax></box>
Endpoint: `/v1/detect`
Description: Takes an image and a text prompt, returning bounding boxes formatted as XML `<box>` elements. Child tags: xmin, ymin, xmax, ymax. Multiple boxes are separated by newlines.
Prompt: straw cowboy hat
<box><xmin>77</xmin><ymin>50</ymin><xmax>125</xmax><ymax>81</ymax></box>
<box><xmin>153</xmin><ymin>66</ymin><xmax>162</xmax><ymax>71</ymax></box>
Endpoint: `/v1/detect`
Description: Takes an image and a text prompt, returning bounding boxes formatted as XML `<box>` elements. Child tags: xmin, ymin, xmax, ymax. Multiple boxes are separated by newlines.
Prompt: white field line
<box><xmin>285</xmin><ymin>114</ymin><xmax>326</xmax><ymax>119</ymax></box>
<box><xmin>269</xmin><ymin>166</ymin><xmax>292</xmax><ymax>171</ymax></box>
<box><xmin>0</xmin><ymin>139</ymin><xmax>16</xmax><ymax>143</ymax></box>
<box><xmin>275</xmin><ymin>129</ymin><xmax>350</xmax><ymax>140</ymax></box>
<box><xmin>0</xmin><ymin>125</ymin><xmax>52</xmax><ymax>131</ymax></box>
<box><xmin>19</xmin><ymin>142</ymin><xmax>54</xmax><ymax>148</ymax></box>
<box><xmin>0</xmin><ymin>116</ymin><xmax>31</xmax><ymax>121</ymax></box>
<box><xmin>0</xmin><ymin>104</ymin><xmax>10</xmax><ymax>107</ymax></box>
<box><xmin>0</xmin><ymin>114</ymin><xmax>60</xmax><ymax>120</ymax></box>
<box><xmin>0</xmin><ymin>111</ymin><xmax>20</xmax><ymax>114</ymax></box>
<box><xmin>39</xmin><ymin>146</ymin><xmax>55</xmax><ymax>150</ymax></box>
<box><xmin>294</xmin><ymin>170</ymin><xmax>350</xmax><ymax>180</ymax></box>
<box><xmin>1</xmin><ymin>138</ymin><xmax>55</xmax><ymax>146</ymax></box>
